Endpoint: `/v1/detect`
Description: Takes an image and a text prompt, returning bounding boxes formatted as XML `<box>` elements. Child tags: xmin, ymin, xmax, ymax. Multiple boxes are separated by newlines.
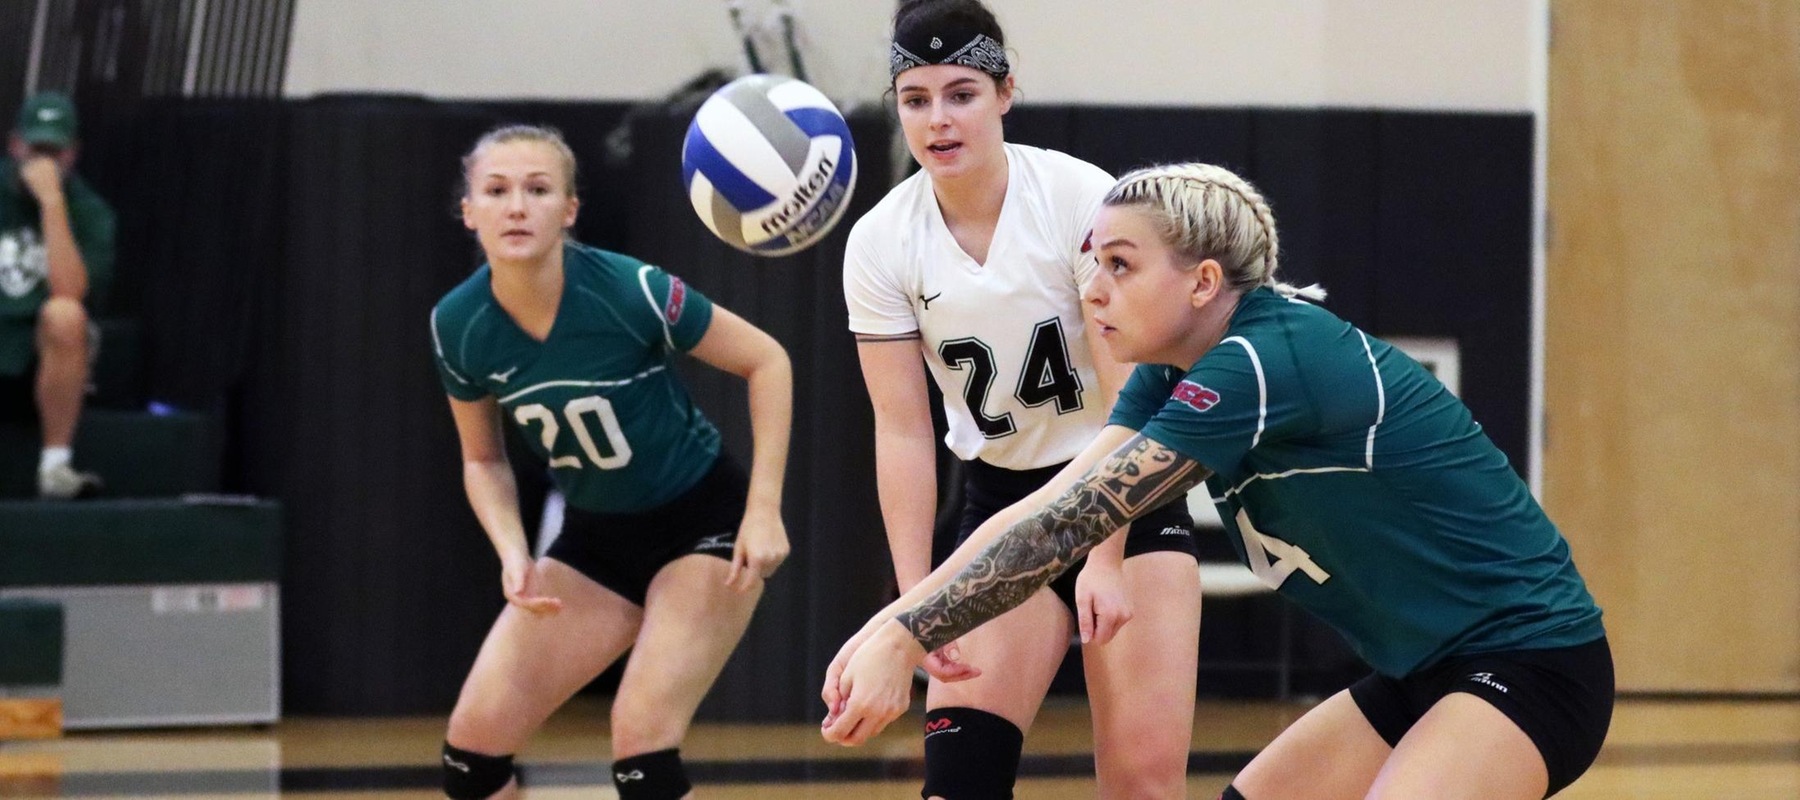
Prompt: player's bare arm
<box><xmin>895</xmin><ymin>433</ymin><xmax>1211</xmax><ymax>652</ymax></box>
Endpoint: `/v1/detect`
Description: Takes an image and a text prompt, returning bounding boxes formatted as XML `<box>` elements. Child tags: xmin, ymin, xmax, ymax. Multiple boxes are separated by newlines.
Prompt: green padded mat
<box><xmin>0</xmin><ymin>410</ymin><xmax>222</xmax><ymax>499</ymax></box>
<box><xmin>0</xmin><ymin>597</ymin><xmax>63</xmax><ymax>685</ymax></box>
<box><xmin>0</xmin><ymin>498</ymin><xmax>281</xmax><ymax>586</ymax></box>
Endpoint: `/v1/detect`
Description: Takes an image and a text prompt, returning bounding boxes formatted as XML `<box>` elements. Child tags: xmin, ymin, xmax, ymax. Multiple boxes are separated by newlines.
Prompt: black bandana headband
<box><xmin>890</xmin><ymin>28</ymin><xmax>1010</xmax><ymax>80</ymax></box>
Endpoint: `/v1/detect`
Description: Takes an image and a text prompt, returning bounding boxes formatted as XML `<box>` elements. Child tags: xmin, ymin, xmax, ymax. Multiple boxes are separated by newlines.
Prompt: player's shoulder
<box><xmin>563</xmin><ymin>241</ymin><xmax>652</xmax><ymax>285</ymax></box>
<box><xmin>1212</xmin><ymin>289</ymin><xmax>1365</xmax><ymax>379</ymax></box>
<box><xmin>433</xmin><ymin>265</ymin><xmax>492</xmax><ymax>322</ymax></box>
<box><xmin>430</xmin><ymin>265</ymin><xmax>498</xmax><ymax>361</ymax></box>
<box><xmin>1004</xmin><ymin>144</ymin><xmax>1114</xmax><ymax>242</ymax></box>
<box><xmin>849</xmin><ymin>169</ymin><xmax>932</xmax><ymax>245</ymax></box>
<box><xmin>1007</xmin><ymin>143</ymin><xmax>1114</xmax><ymax>193</ymax></box>
<box><xmin>1234</xmin><ymin>287</ymin><xmax>1341</xmax><ymax>333</ymax></box>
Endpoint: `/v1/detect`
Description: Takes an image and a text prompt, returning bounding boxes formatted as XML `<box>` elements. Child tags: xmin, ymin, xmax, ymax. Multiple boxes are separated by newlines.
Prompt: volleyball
<box><xmin>681</xmin><ymin>74</ymin><xmax>857</xmax><ymax>257</ymax></box>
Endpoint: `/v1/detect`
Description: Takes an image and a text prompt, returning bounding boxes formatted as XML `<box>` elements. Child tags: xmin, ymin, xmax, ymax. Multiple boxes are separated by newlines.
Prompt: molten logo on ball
<box><xmin>682</xmin><ymin>74</ymin><xmax>858</xmax><ymax>257</ymax></box>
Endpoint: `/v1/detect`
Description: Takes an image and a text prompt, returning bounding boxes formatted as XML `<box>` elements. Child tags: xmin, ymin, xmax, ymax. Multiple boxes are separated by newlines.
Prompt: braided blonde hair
<box><xmin>1103</xmin><ymin>163</ymin><xmax>1326</xmax><ymax>302</ymax></box>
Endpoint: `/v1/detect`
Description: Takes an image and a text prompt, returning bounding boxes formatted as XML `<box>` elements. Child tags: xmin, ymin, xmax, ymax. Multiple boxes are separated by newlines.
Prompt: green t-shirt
<box><xmin>1110</xmin><ymin>287</ymin><xmax>1604</xmax><ymax>677</ymax></box>
<box><xmin>0</xmin><ymin>158</ymin><xmax>116</xmax><ymax>375</ymax></box>
<box><xmin>430</xmin><ymin>242</ymin><xmax>721</xmax><ymax>514</ymax></box>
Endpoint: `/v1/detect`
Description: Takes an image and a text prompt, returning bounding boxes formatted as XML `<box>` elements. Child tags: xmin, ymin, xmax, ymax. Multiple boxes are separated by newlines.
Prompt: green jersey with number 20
<box><xmin>1110</xmin><ymin>287</ymin><xmax>1603</xmax><ymax>677</ymax></box>
<box><xmin>431</xmin><ymin>242</ymin><xmax>720</xmax><ymax>514</ymax></box>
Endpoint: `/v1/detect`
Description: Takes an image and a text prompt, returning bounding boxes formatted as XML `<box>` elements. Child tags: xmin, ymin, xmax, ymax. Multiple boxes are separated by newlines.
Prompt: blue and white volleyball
<box><xmin>682</xmin><ymin>74</ymin><xmax>857</xmax><ymax>257</ymax></box>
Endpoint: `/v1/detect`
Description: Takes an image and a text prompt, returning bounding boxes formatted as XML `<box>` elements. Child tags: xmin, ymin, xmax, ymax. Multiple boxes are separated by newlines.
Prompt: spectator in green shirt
<box><xmin>1</xmin><ymin>91</ymin><xmax>116</xmax><ymax>498</ymax></box>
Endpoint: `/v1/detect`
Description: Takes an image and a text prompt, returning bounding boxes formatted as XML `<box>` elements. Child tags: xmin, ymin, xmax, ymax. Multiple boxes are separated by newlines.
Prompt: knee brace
<box><xmin>611</xmin><ymin>748</ymin><xmax>691</xmax><ymax>800</ymax></box>
<box><xmin>441</xmin><ymin>742</ymin><xmax>515</xmax><ymax>800</ymax></box>
<box><xmin>1219</xmin><ymin>785</ymin><xmax>1247</xmax><ymax>800</ymax></box>
<box><xmin>921</xmin><ymin>707</ymin><xmax>1025</xmax><ymax>800</ymax></box>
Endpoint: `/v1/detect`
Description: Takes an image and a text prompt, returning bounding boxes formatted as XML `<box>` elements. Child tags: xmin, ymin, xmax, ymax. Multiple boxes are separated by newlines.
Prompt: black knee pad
<box><xmin>1218</xmin><ymin>785</ymin><xmax>1247</xmax><ymax>800</ymax></box>
<box><xmin>921</xmin><ymin>706</ymin><xmax>1025</xmax><ymax>800</ymax></box>
<box><xmin>441</xmin><ymin>742</ymin><xmax>515</xmax><ymax>800</ymax></box>
<box><xmin>611</xmin><ymin>748</ymin><xmax>691</xmax><ymax>800</ymax></box>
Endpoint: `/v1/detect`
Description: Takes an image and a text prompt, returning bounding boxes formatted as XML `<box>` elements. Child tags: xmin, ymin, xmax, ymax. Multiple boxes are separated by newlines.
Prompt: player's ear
<box><xmin>563</xmin><ymin>195</ymin><xmax>579</xmax><ymax>229</ymax></box>
<box><xmin>1190</xmin><ymin>258</ymin><xmax>1223</xmax><ymax>309</ymax></box>
<box><xmin>460</xmin><ymin>196</ymin><xmax>475</xmax><ymax>231</ymax></box>
<box><xmin>997</xmin><ymin>75</ymin><xmax>1016</xmax><ymax>114</ymax></box>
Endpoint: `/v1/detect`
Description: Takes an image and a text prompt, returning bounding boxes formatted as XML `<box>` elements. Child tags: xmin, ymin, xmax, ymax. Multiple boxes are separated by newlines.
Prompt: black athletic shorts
<box><xmin>949</xmin><ymin>457</ymin><xmax>1199</xmax><ymax>614</ymax></box>
<box><xmin>1348</xmin><ymin>636</ymin><xmax>1614</xmax><ymax>797</ymax></box>
<box><xmin>545</xmin><ymin>453</ymin><xmax>747</xmax><ymax>606</ymax></box>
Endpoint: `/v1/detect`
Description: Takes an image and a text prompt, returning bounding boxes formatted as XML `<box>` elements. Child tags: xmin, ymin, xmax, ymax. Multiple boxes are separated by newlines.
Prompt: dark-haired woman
<box><xmin>839</xmin><ymin>2</ymin><xmax>1204</xmax><ymax>797</ymax></box>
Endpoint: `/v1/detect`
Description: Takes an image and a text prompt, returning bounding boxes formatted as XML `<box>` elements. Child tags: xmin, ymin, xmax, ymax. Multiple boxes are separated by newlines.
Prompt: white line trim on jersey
<box><xmin>1222</xmin><ymin>336</ymin><xmax>1268</xmax><ymax>449</ymax></box>
<box><xmin>498</xmin><ymin>365</ymin><xmax>667</xmax><ymax>404</ymax></box>
<box><xmin>636</xmin><ymin>265</ymin><xmax>676</xmax><ymax>351</ymax></box>
<box><xmin>1356</xmin><ymin>330</ymin><xmax>1387</xmax><ymax>469</ymax></box>
<box><xmin>429</xmin><ymin>308</ymin><xmax>471</xmax><ymax>385</ymax></box>
<box><xmin>1218</xmin><ymin>465</ymin><xmax>1372</xmax><ymax>500</ymax></box>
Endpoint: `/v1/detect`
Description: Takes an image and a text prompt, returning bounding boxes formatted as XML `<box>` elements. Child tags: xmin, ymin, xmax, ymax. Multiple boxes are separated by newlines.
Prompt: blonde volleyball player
<box><xmin>839</xmin><ymin>1</ymin><xmax>1202</xmax><ymax>796</ymax></box>
<box><xmin>431</xmin><ymin>125</ymin><xmax>793</xmax><ymax>800</ymax></box>
<box><xmin>826</xmin><ymin>163</ymin><xmax>1614</xmax><ymax>800</ymax></box>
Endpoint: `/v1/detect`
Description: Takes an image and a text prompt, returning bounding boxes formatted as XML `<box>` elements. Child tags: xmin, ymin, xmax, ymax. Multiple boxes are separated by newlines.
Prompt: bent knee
<box><xmin>37</xmin><ymin>298</ymin><xmax>88</xmax><ymax>346</ymax></box>
<box><xmin>1098</xmin><ymin>746</ymin><xmax>1190</xmax><ymax>798</ymax></box>
<box><xmin>1098</xmin><ymin>772</ymin><xmax>1188</xmax><ymax>800</ymax></box>
<box><xmin>446</xmin><ymin>699</ymin><xmax>525</xmax><ymax>755</ymax></box>
<box><xmin>610</xmin><ymin>701</ymin><xmax>686</xmax><ymax>756</ymax></box>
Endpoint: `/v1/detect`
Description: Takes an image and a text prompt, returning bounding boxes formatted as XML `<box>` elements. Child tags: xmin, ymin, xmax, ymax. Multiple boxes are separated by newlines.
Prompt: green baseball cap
<box><xmin>15</xmin><ymin>92</ymin><xmax>78</xmax><ymax>148</ymax></box>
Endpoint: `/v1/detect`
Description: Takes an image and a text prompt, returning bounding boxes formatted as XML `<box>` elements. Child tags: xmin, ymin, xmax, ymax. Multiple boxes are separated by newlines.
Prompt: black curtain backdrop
<box><xmin>85</xmin><ymin>96</ymin><xmax>1531</xmax><ymax>718</ymax></box>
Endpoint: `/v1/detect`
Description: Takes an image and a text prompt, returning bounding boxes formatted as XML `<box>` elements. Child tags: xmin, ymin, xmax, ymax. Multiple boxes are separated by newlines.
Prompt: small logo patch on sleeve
<box><xmin>1080</xmin><ymin>230</ymin><xmax>1093</xmax><ymax>253</ymax></box>
<box><xmin>1172</xmin><ymin>380</ymin><xmax>1221</xmax><ymax>412</ymax></box>
<box><xmin>663</xmin><ymin>276</ymin><xmax>687</xmax><ymax>324</ymax></box>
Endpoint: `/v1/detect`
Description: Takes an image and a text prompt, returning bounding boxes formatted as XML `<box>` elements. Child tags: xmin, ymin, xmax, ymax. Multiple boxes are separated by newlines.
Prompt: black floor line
<box><xmin>30</xmin><ymin>751</ymin><xmax>1261</xmax><ymax>796</ymax></box>
<box><xmin>25</xmin><ymin>741</ymin><xmax>1798</xmax><ymax>797</ymax></box>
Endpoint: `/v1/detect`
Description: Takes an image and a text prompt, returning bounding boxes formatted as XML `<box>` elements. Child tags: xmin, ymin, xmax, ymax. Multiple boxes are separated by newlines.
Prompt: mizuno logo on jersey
<box><xmin>442</xmin><ymin>754</ymin><xmax>471</xmax><ymax>773</ymax></box>
<box><xmin>664</xmin><ymin>276</ymin><xmax>687</xmax><ymax>324</ymax></box>
<box><xmin>1173</xmin><ymin>380</ymin><xmax>1221</xmax><ymax>412</ymax></box>
<box><xmin>489</xmin><ymin>366</ymin><xmax>518</xmax><ymax>383</ymax></box>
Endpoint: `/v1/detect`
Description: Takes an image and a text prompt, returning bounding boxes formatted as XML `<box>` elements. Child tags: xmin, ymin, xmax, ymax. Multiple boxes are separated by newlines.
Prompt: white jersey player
<box><xmin>847</xmin><ymin>142</ymin><xmax>1114</xmax><ymax>469</ymax></box>
<box><xmin>831</xmin><ymin>2</ymin><xmax>1204</xmax><ymax>797</ymax></box>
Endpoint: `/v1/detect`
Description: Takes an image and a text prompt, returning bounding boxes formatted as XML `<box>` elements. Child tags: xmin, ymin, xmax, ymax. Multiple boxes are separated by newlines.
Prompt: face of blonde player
<box><xmin>461</xmin><ymin>139</ymin><xmax>579</xmax><ymax>269</ymax></box>
<box><xmin>1084</xmin><ymin>204</ymin><xmax>1223</xmax><ymax>368</ymax></box>
<box><xmin>894</xmin><ymin>63</ymin><xmax>1014</xmax><ymax>186</ymax></box>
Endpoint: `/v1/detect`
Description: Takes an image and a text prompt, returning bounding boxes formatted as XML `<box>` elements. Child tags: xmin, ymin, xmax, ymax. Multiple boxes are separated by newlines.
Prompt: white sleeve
<box><xmin>842</xmin><ymin>218</ymin><xmax>919</xmax><ymax>336</ymax></box>
<box><xmin>1067</xmin><ymin>160</ymin><xmax>1115</xmax><ymax>292</ymax></box>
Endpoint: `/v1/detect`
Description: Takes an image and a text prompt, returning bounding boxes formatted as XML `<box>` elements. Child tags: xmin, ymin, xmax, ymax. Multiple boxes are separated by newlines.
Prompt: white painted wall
<box><xmin>283</xmin><ymin>0</ymin><xmax>1536</xmax><ymax>111</ymax></box>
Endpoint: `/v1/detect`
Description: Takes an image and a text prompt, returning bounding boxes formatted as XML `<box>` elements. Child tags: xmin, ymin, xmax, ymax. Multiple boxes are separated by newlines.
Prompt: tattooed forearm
<box><xmin>896</xmin><ymin>434</ymin><xmax>1210</xmax><ymax>651</ymax></box>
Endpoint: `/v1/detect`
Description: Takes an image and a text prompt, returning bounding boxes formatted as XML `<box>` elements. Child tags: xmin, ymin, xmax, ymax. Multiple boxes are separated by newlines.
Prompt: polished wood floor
<box><xmin>1</xmin><ymin>695</ymin><xmax>1795</xmax><ymax>798</ymax></box>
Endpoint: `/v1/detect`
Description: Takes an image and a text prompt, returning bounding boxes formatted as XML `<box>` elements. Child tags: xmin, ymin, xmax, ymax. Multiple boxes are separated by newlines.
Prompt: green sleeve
<box><xmin>1108</xmin><ymin>363</ymin><xmax>1182</xmax><ymax>431</ymax></box>
<box><xmin>1138</xmin><ymin>338</ymin><xmax>1308</xmax><ymax>478</ymax></box>
<box><xmin>430</xmin><ymin>305</ymin><xmax>488</xmax><ymax>401</ymax></box>
<box><xmin>636</xmin><ymin>264</ymin><xmax>715</xmax><ymax>353</ymax></box>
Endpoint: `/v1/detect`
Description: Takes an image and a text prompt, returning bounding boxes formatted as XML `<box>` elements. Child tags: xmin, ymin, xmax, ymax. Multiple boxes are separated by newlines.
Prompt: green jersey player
<box><xmin>431</xmin><ymin>125</ymin><xmax>792</xmax><ymax>800</ymax></box>
<box><xmin>828</xmin><ymin>163</ymin><xmax>1612</xmax><ymax>800</ymax></box>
